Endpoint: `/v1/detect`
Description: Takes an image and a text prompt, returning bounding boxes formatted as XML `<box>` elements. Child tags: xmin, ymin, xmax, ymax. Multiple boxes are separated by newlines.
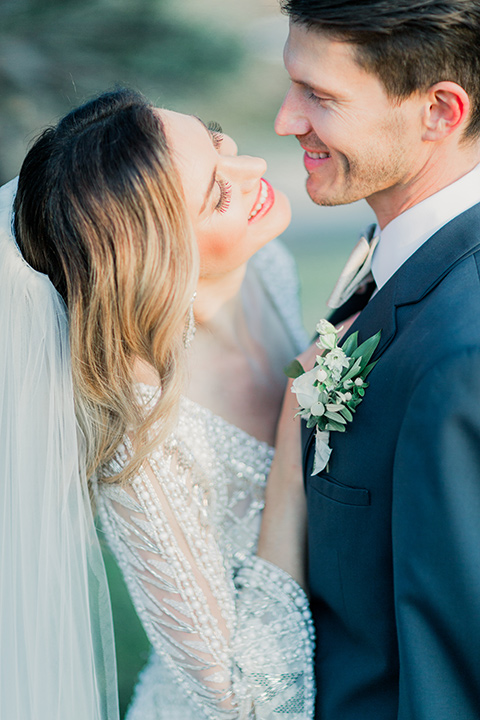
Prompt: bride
<box><xmin>0</xmin><ymin>88</ymin><xmax>313</xmax><ymax>720</ymax></box>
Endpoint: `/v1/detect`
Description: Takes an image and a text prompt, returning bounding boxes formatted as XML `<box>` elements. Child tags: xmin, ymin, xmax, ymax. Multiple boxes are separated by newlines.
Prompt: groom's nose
<box><xmin>275</xmin><ymin>87</ymin><xmax>311</xmax><ymax>137</ymax></box>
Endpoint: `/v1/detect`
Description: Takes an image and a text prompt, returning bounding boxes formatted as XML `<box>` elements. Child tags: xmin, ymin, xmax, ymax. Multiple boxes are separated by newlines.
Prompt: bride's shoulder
<box><xmin>249</xmin><ymin>237</ymin><xmax>301</xmax><ymax>299</ymax></box>
<box><xmin>249</xmin><ymin>237</ymin><xmax>308</xmax><ymax>352</ymax></box>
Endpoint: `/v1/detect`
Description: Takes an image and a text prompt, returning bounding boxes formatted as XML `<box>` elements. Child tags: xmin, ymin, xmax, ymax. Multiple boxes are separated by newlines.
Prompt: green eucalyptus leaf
<box><xmin>363</xmin><ymin>359</ymin><xmax>379</xmax><ymax>378</ymax></box>
<box><xmin>342</xmin><ymin>357</ymin><xmax>362</xmax><ymax>382</ymax></box>
<box><xmin>340</xmin><ymin>406</ymin><xmax>354</xmax><ymax>422</ymax></box>
<box><xmin>351</xmin><ymin>330</ymin><xmax>381</xmax><ymax>364</ymax></box>
<box><xmin>306</xmin><ymin>416</ymin><xmax>317</xmax><ymax>428</ymax></box>
<box><xmin>326</xmin><ymin>421</ymin><xmax>346</xmax><ymax>432</ymax></box>
<box><xmin>326</xmin><ymin>403</ymin><xmax>345</xmax><ymax>412</ymax></box>
<box><xmin>284</xmin><ymin>359</ymin><xmax>305</xmax><ymax>379</ymax></box>
<box><xmin>341</xmin><ymin>331</ymin><xmax>359</xmax><ymax>357</ymax></box>
<box><xmin>324</xmin><ymin>411</ymin><xmax>347</xmax><ymax>424</ymax></box>
<box><xmin>358</xmin><ymin>353</ymin><xmax>376</xmax><ymax>374</ymax></box>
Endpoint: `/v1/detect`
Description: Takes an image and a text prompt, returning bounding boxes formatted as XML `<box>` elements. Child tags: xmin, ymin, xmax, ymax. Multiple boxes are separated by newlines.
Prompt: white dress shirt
<box><xmin>371</xmin><ymin>163</ymin><xmax>480</xmax><ymax>292</ymax></box>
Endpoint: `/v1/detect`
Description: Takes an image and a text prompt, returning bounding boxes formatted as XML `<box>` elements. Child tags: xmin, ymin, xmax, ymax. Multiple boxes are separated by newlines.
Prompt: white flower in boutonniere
<box><xmin>285</xmin><ymin>320</ymin><xmax>381</xmax><ymax>476</ymax></box>
<box><xmin>316</xmin><ymin>319</ymin><xmax>338</xmax><ymax>350</ymax></box>
<box><xmin>323</xmin><ymin>347</ymin><xmax>350</xmax><ymax>375</ymax></box>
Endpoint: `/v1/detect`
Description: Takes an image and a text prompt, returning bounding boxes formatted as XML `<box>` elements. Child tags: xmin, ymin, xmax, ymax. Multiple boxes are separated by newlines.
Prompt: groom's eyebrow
<box><xmin>191</xmin><ymin>116</ymin><xmax>217</xmax><ymax>214</ymax></box>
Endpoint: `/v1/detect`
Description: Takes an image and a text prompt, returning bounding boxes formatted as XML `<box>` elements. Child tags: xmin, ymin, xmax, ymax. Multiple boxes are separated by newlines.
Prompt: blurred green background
<box><xmin>1</xmin><ymin>0</ymin><xmax>374</xmax><ymax>714</ymax></box>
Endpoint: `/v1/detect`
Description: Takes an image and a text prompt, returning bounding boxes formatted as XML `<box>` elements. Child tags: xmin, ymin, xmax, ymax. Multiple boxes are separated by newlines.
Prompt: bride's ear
<box><xmin>421</xmin><ymin>81</ymin><xmax>470</xmax><ymax>141</ymax></box>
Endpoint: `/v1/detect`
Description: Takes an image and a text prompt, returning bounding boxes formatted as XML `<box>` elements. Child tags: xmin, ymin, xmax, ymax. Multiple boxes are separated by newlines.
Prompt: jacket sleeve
<box><xmin>392</xmin><ymin>349</ymin><xmax>480</xmax><ymax>719</ymax></box>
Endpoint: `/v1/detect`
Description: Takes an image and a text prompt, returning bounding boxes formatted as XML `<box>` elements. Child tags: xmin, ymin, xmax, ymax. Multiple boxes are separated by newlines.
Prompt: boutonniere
<box><xmin>285</xmin><ymin>320</ymin><xmax>381</xmax><ymax>475</ymax></box>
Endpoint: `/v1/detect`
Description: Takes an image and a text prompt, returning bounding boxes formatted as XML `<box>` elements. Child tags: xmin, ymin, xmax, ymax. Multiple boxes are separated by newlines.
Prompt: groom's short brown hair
<box><xmin>280</xmin><ymin>0</ymin><xmax>480</xmax><ymax>139</ymax></box>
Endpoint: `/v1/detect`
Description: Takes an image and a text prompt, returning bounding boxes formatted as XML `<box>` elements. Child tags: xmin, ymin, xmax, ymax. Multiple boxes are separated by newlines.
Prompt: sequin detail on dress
<box><xmin>96</xmin><ymin>241</ymin><xmax>315</xmax><ymax>719</ymax></box>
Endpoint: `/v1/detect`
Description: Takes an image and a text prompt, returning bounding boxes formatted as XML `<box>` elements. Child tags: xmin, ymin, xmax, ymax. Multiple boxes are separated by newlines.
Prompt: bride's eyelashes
<box><xmin>215</xmin><ymin>178</ymin><xmax>231</xmax><ymax>214</ymax></box>
<box><xmin>207</xmin><ymin>120</ymin><xmax>224</xmax><ymax>150</ymax></box>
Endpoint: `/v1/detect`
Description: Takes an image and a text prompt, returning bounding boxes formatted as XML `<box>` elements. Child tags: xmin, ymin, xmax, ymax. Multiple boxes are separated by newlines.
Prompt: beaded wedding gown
<box><xmin>96</xmin><ymin>240</ymin><xmax>315</xmax><ymax>720</ymax></box>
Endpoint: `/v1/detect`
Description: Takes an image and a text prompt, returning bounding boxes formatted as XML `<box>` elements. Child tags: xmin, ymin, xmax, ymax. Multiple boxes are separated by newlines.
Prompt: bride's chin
<box><xmin>268</xmin><ymin>191</ymin><xmax>292</xmax><ymax>237</ymax></box>
<box><xmin>274</xmin><ymin>187</ymin><xmax>291</xmax><ymax>222</ymax></box>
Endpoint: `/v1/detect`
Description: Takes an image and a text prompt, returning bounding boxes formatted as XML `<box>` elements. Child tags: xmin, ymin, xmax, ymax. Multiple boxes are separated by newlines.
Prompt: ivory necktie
<box><xmin>327</xmin><ymin>229</ymin><xmax>379</xmax><ymax>309</ymax></box>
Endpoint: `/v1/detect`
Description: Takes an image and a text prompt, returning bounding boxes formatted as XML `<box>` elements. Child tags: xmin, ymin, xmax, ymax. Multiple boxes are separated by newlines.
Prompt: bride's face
<box><xmin>158</xmin><ymin>109</ymin><xmax>291</xmax><ymax>278</ymax></box>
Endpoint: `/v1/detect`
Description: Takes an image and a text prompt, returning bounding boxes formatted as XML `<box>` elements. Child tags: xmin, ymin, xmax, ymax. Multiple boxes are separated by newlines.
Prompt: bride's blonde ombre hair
<box><xmin>14</xmin><ymin>89</ymin><xmax>198</xmax><ymax>483</ymax></box>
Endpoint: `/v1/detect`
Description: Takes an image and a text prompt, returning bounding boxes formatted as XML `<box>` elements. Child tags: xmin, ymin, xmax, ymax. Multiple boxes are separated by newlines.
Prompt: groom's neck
<box><xmin>368</xmin><ymin>145</ymin><xmax>480</xmax><ymax>230</ymax></box>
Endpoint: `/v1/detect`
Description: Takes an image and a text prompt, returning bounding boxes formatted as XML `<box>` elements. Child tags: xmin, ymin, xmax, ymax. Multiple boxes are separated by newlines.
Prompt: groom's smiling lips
<box><xmin>301</xmin><ymin>142</ymin><xmax>332</xmax><ymax>172</ymax></box>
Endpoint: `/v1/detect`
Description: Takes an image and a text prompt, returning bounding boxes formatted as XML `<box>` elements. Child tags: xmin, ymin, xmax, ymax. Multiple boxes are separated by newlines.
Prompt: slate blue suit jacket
<box><xmin>303</xmin><ymin>202</ymin><xmax>480</xmax><ymax>719</ymax></box>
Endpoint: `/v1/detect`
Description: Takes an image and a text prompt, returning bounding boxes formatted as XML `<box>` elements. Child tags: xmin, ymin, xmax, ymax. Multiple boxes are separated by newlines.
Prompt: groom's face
<box><xmin>276</xmin><ymin>23</ymin><xmax>425</xmax><ymax>211</ymax></box>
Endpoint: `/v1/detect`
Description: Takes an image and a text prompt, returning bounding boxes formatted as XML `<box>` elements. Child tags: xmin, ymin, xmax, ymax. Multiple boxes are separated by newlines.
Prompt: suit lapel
<box><xmin>394</xmin><ymin>200</ymin><xmax>480</xmax><ymax>306</ymax></box>
<box><xmin>303</xmin><ymin>200</ymin><xmax>480</xmax><ymax>468</ymax></box>
<box><xmin>328</xmin><ymin>280</ymin><xmax>376</xmax><ymax>326</ymax></box>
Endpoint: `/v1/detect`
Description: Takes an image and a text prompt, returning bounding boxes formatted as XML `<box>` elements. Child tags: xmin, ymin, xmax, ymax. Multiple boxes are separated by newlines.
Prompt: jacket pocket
<box><xmin>309</xmin><ymin>473</ymin><xmax>370</xmax><ymax>506</ymax></box>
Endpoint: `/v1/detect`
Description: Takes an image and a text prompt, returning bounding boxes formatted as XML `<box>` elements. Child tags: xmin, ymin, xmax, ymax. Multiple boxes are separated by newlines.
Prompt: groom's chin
<box><xmin>306</xmin><ymin>186</ymin><xmax>353</xmax><ymax>207</ymax></box>
<box><xmin>305</xmin><ymin>175</ymin><xmax>339</xmax><ymax>207</ymax></box>
<box><xmin>305</xmin><ymin>177</ymin><xmax>366</xmax><ymax>208</ymax></box>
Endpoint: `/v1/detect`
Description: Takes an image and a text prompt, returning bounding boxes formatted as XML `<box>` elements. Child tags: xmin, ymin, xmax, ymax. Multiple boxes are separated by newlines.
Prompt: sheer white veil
<box><xmin>0</xmin><ymin>178</ymin><xmax>119</xmax><ymax>719</ymax></box>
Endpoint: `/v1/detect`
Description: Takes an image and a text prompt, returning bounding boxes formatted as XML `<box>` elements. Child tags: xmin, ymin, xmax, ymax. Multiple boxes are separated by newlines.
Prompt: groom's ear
<box><xmin>421</xmin><ymin>81</ymin><xmax>470</xmax><ymax>141</ymax></box>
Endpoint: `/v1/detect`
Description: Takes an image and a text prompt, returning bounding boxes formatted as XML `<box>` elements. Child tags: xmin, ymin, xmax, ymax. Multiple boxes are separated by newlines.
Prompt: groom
<box><xmin>276</xmin><ymin>1</ymin><xmax>480</xmax><ymax>718</ymax></box>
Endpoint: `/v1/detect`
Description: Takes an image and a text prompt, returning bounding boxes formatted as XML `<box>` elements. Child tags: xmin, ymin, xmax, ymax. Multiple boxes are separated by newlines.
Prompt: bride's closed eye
<box><xmin>215</xmin><ymin>177</ymin><xmax>231</xmax><ymax>214</ymax></box>
<box><xmin>198</xmin><ymin>119</ymin><xmax>234</xmax><ymax>215</ymax></box>
<box><xmin>204</xmin><ymin>121</ymin><xmax>231</xmax><ymax>213</ymax></box>
<box><xmin>207</xmin><ymin>121</ymin><xmax>224</xmax><ymax>150</ymax></box>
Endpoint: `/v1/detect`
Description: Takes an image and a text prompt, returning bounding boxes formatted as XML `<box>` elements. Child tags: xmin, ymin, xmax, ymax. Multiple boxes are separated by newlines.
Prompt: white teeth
<box><xmin>248</xmin><ymin>179</ymin><xmax>269</xmax><ymax>220</ymax></box>
<box><xmin>306</xmin><ymin>151</ymin><xmax>330</xmax><ymax>159</ymax></box>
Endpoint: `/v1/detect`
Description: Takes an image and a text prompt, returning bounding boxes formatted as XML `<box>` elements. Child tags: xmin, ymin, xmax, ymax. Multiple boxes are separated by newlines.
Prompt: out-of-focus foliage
<box><xmin>0</xmin><ymin>0</ymin><xmax>243</xmax><ymax>181</ymax></box>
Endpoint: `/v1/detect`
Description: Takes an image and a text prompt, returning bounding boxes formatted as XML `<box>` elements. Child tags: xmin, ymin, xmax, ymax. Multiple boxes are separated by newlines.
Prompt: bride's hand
<box><xmin>256</xmin><ymin>362</ymin><xmax>307</xmax><ymax>588</ymax></box>
<box><xmin>273</xmin><ymin>377</ymin><xmax>302</xmax><ymax>477</ymax></box>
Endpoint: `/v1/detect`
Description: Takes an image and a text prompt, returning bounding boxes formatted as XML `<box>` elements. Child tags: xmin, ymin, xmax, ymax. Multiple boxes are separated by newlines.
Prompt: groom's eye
<box><xmin>308</xmin><ymin>92</ymin><xmax>328</xmax><ymax>105</ymax></box>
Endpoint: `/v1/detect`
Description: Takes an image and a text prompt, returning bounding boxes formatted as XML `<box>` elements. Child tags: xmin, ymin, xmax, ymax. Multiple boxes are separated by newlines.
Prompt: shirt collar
<box><xmin>371</xmin><ymin>162</ymin><xmax>480</xmax><ymax>291</ymax></box>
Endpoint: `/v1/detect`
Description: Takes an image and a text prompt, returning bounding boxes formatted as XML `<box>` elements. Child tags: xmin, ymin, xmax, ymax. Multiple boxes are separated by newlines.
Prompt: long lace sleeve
<box><xmin>97</xmin><ymin>434</ymin><xmax>315</xmax><ymax>719</ymax></box>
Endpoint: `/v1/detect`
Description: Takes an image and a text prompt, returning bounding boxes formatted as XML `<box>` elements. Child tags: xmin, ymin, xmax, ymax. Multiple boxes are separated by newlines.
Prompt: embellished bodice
<box><xmin>96</xmin><ymin>241</ymin><xmax>315</xmax><ymax>719</ymax></box>
<box><xmin>175</xmin><ymin>395</ymin><xmax>272</xmax><ymax>567</ymax></box>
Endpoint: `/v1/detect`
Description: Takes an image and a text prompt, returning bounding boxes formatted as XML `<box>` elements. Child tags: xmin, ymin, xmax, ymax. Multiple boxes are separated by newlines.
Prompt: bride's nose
<box><xmin>220</xmin><ymin>134</ymin><xmax>239</xmax><ymax>156</ymax></box>
<box><xmin>219</xmin><ymin>134</ymin><xmax>267</xmax><ymax>190</ymax></box>
<box><xmin>225</xmin><ymin>153</ymin><xmax>267</xmax><ymax>193</ymax></box>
